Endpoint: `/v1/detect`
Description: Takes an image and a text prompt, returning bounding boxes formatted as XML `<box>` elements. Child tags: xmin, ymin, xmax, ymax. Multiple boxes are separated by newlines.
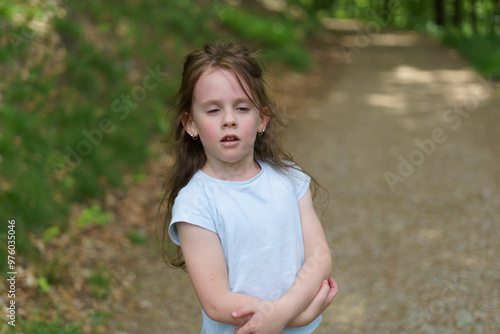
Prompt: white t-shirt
<box><xmin>169</xmin><ymin>161</ymin><xmax>322</xmax><ymax>333</ymax></box>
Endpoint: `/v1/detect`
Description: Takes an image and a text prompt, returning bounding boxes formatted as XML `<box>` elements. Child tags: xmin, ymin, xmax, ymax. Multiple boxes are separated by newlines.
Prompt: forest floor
<box><xmin>104</xmin><ymin>26</ymin><xmax>500</xmax><ymax>333</ymax></box>
<box><xmin>7</xmin><ymin>24</ymin><xmax>499</xmax><ymax>334</ymax></box>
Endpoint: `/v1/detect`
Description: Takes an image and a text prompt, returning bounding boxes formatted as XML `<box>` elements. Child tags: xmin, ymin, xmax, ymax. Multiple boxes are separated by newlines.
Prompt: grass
<box><xmin>216</xmin><ymin>3</ymin><xmax>312</xmax><ymax>71</ymax></box>
<box><xmin>0</xmin><ymin>0</ymin><xmax>316</xmax><ymax>266</ymax></box>
<box><xmin>0</xmin><ymin>0</ymin><xmax>207</xmax><ymax>260</ymax></box>
<box><xmin>89</xmin><ymin>269</ymin><xmax>113</xmax><ymax>300</ymax></box>
<box><xmin>441</xmin><ymin>30</ymin><xmax>500</xmax><ymax>80</ymax></box>
<box><xmin>6</xmin><ymin>317</ymin><xmax>84</xmax><ymax>334</ymax></box>
<box><xmin>0</xmin><ymin>1</ymin><xmax>316</xmax><ymax>330</ymax></box>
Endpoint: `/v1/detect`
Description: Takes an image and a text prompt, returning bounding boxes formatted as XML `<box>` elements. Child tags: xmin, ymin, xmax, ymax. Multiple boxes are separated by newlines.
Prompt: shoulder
<box><xmin>265</xmin><ymin>160</ymin><xmax>310</xmax><ymax>183</ymax></box>
<box><xmin>170</xmin><ymin>171</ymin><xmax>218</xmax><ymax>245</ymax></box>
<box><xmin>263</xmin><ymin>160</ymin><xmax>310</xmax><ymax>201</ymax></box>
<box><xmin>174</xmin><ymin>171</ymin><xmax>214</xmax><ymax>207</ymax></box>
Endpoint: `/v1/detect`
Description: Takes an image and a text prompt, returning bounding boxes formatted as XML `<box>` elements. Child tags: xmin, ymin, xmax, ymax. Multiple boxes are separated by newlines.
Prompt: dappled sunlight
<box><xmin>366</xmin><ymin>64</ymin><xmax>492</xmax><ymax>119</ymax></box>
<box><xmin>256</xmin><ymin>0</ymin><xmax>287</xmax><ymax>12</ymax></box>
<box><xmin>393</xmin><ymin>65</ymin><xmax>435</xmax><ymax>83</ymax></box>
<box><xmin>435</xmin><ymin>69</ymin><xmax>477</xmax><ymax>83</ymax></box>
<box><xmin>320</xmin><ymin>17</ymin><xmax>365</xmax><ymax>31</ymax></box>
<box><xmin>367</xmin><ymin>93</ymin><xmax>407</xmax><ymax>111</ymax></box>
<box><xmin>370</xmin><ymin>32</ymin><xmax>422</xmax><ymax>47</ymax></box>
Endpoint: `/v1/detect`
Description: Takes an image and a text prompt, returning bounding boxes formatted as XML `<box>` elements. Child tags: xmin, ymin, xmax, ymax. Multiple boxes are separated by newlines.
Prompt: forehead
<box><xmin>193</xmin><ymin>68</ymin><xmax>252</xmax><ymax>103</ymax></box>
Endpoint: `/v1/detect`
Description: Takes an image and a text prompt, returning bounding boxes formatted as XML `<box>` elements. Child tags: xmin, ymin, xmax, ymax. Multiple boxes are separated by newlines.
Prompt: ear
<box><xmin>258</xmin><ymin>108</ymin><xmax>270</xmax><ymax>132</ymax></box>
<box><xmin>181</xmin><ymin>112</ymin><xmax>198</xmax><ymax>137</ymax></box>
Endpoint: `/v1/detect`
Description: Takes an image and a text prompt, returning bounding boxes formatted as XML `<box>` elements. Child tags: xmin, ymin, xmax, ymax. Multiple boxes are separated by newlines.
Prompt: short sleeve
<box><xmin>168</xmin><ymin>185</ymin><xmax>217</xmax><ymax>246</ymax></box>
<box><xmin>285</xmin><ymin>164</ymin><xmax>311</xmax><ymax>202</ymax></box>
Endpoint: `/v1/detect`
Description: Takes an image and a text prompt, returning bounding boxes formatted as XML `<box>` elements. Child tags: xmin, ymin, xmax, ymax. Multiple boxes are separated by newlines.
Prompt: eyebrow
<box><xmin>199</xmin><ymin>98</ymin><xmax>253</xmax><ymax>107</ymax></box>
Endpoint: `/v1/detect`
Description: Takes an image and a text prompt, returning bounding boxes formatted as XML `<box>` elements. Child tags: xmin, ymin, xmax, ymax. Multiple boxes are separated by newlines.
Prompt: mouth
<box><xmin>221</xmin><ymin>135</ymin><xmax>240</xmax><ymax>142</ymax></box>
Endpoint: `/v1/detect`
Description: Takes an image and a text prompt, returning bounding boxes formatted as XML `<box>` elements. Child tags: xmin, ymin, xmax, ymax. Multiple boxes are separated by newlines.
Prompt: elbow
<box><xmin>324</xmin><ymin>255</ymin><xmax>333</xmax><ymax>279</ymax></box>
<box><xmin>315</xmin><ymin>245</ymin><xmax>333</xmax><ymax>279</ymax></box>
<box><xmin>202</xmin><ymin>295</ymin><xmax>248</xmax><ymax>327</ymax></box>
<box><xmin>201</xmin><ymin>297</ymin><xmax>232</xmax><ymax>324</ymax></box>
<box><xmin>202</xmin><ymin>302</ymin><xmax>224</xmax><ymax>322</ymax></box>
<box><xmin>303</xmin><ymin>245</ymin><xmax>333</xmax><ymax>280</ymax></box>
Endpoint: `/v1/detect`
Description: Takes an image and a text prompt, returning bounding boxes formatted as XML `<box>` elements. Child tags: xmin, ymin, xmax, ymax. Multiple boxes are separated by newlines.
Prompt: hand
<box><xmin>232</xmin><ymin>300</ymin><xmax>288</xmax><ymax>334</ymax></box>
<box><xmin>289</xmin><ymin>277</ymin><xmax>338</xmax><ymax>327</ymax></box>
<box><xmin>308</xmin><ymin>277</ymin><xmax>338</xmax><ymax>315</ymax></box>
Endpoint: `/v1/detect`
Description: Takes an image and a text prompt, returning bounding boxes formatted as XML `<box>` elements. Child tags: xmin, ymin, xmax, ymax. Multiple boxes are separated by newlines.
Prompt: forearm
<box><xmin>203</xmin><ymin>291</ymin><xmax>263</xmax><ymax>327</ymax></box>
<box><xmin>275</xmin><ymin>188</ymin><xmax>334</xmax><ymax>327</ymax></box>
<box><xmin>177</xmin><ymin>223</ymin><xmax>265</xmax><ymax>327</ymax></box>
<box><xmin>288</xmin><ymin>276</ymin><xmax>337</xmax><ymax>328</ymax></box>
<box><xmin>277</xmin><ymin>247</ymin><xmax>333</xmax><ymax>326</ymax></box>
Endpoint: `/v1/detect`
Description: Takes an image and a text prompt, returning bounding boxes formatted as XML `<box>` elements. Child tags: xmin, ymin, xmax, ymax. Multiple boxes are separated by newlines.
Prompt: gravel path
<box><xmin>282</xmin><ymin>30</ymin><xmax>500</xmax><ymax>333</ymax></box>
<box><xmin>108</xmin><ymin>30</ymin><xmax>500</xmax><ymax>334</ymax></box>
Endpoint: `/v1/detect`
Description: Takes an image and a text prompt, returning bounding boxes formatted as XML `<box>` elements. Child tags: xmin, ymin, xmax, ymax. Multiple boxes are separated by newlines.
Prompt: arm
<box><xmin>178</xmin><ymin>221</ymin><xmax>336</xmax><ymax>331</ymax></box>
<box><xmin>286</xmin><ymin>187</ymin><xmax>334</xmax><ymax>326</ymax></box>
<box><xmin>233</xmin><ymin>188</ymin><xmax>334</xmax><ymax>331</ymax></box>
<box><xmin>177</xmin><ymin>222</ymin><xmax>263</xmax><ymax>327</ymax></box>
<box><xmin>179</xmin><ymin>218</ymin><xmax>336</xmax><ymax>332</ymax></box>
<box><xmin>287</xmin><ymin>277</ymin><xmax>338</xmax><ymax>327</ymax></box>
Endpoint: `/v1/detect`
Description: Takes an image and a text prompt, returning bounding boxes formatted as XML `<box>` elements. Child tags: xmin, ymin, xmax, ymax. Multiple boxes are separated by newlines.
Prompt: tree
<box><xmin>453</xmin><ymin>0</ymin><xmax>463</xmax><ymax>27</ymax></box>
<box><xmin>471</xmin><ymin>0</ymin><xmax>478</xmax><ymax>34</ymax></box>
<box><xmin>435</xmin><ymin>0</ymin><xmax>445</xmax><ymax>26</ymax></box>
<box><xmin>491</xmin><ymin>0</ymin><xmax>500</xmax><ymax>36</ymax></box>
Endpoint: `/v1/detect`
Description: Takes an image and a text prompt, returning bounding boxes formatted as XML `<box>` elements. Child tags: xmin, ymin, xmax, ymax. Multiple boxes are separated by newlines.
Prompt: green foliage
<box><xmin>91</xmin><ymin>310</ymin><xmax>112</xmax><ymax>326</ymax></box>
<box><xmin>127</xmin><ymin>231</ymin><xmax>148</xmax><ymax>243</ymax></box>
<box><xmin>89</xmin><ymin>269</ymin><xmax>113</xmax><ymax>299</ymax></box>
<box><xmin>37</xmin><ymin>276</ymin><xmax>52</xmax><ymax>294</ymax></box>
<box><xmin>43</xmin><ymin>226</ymin><xmax>61</xmax><ymax>243</ymax></box>
<box><xmin>441</xmin><ymin>32</ymin><xmax>500</xmax><ymax>80</ymax></box>
<box><xmin>216</xmin><ymin>3</ymin><xmax>312</xmax><ymax>70</ymax></box>
<box><xmin>7</xmin><ymin>318</ymin><xmax>83</xmax><ymax>334</ymax></box>
<box><xmin>0</xmin><ymin>0</ymin><xmax>318</xmax><ymax>330</ymax></box>
<box><xmin>0</xmin><ymin>0</ymin><xmax>316</xmax><ymax>266</ymax></box>
<box><xmin>77</xmin><ymin>205</ymin><xmax>112</xmax><ymax>227</ymax></box>
<box><xmin>299</xmin><ymin>0</ymin><xmax>500</xmax><ymax>79</ymax></box>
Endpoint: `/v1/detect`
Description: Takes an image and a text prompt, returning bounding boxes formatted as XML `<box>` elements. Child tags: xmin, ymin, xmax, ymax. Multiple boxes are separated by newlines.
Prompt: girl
<box><xmin>161</xmin><ymin>40</ymin><xmax>337</xmax><ymax>333</ymax></box>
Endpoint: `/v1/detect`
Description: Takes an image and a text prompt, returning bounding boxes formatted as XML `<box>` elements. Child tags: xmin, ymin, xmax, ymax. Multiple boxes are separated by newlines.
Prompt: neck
<box><xmin>202</xmin><ymin>158</ymin><xmax>261</xmax><ymax>181</ymax></box>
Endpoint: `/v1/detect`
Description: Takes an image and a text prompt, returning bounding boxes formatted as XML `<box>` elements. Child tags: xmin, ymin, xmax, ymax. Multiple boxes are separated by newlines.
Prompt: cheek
<box><xmin>198</xmin><ymin>121</ymin><xmax>219</xmax><ymax>140</ymax></box>
<box><xmin>241</xmin><ymin>119</ymin><xmax>260</xmax><ymax>137</ymax></box>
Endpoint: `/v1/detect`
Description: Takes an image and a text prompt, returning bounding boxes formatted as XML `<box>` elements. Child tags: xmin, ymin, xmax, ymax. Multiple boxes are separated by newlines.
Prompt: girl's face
<box><xmin>183</xmin><ymin>68</ymin><xmax>269</xmax><ymax>173</ymax></box>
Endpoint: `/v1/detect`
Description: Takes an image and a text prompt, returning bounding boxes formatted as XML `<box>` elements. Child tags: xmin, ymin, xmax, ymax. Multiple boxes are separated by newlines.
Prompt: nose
<box><xmin>221</xmin><ymin>110</ymin><xmax>237</xmax><ymax>128</ymax></box>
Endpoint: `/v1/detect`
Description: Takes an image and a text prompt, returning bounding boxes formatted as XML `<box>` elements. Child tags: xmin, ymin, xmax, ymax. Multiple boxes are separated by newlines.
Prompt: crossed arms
<box><xmin>177</xmin><ymin>188</ymin><xmax>338</xmax><ymax>333</ymax></box>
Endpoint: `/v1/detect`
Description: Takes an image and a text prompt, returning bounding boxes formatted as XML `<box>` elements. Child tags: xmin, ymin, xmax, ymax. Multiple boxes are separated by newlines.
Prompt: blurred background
<box><xmin>1</xmin><ymin>0</ymin><xmax>499</xmax><ymax>333</ymax></box>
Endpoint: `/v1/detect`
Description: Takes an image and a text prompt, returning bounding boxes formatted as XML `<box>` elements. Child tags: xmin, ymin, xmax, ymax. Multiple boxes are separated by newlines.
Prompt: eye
<box><xmin>207</xmin><ymin>109</ymin><xmax>219</xmax><ymax>114</ymax></box>
<box><xmin>236</xmin><ymin>106</ymin><xmax>250</xmax><ymax>112</ymax></box>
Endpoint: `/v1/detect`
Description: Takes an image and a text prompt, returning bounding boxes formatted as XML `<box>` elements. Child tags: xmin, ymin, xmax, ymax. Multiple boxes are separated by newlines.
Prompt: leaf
<box><xmin>37</xmin><ymin>276</ymin><xmax>51</xmax><ymax>294</ymax></box>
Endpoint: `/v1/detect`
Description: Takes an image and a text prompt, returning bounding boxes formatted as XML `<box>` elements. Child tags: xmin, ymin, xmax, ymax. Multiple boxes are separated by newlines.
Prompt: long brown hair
<box><xmin>160</xmin><ymin>40</ymin><xmax>321</xmax><ymax>269</ymax></box>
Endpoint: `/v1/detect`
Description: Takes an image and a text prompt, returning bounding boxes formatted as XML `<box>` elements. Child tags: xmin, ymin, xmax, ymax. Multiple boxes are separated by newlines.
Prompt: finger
<box><xmin>232</xmin><ymin>303</ymin><xmax>256</xmax><ymax>319</ymax></box>
<box><xmin>328</xmin><ymin>277</ymin><xmax>336</xmax><ymax>287</ymax></box>
<box><xmin>234</xmin><ymin>314</ymin><xmax>261</xmax><ymax>334</ymax></box>
<box><xmin>325</xmin><ymin>278</ymin><xmax>339</xmax><ymax>306</ymax></box>
<box><xmin>311</xmin><ymin>280</ymin><xmax>331</xmax><ymax>306</ymax></box>
<box><xmin>329</xmin><ymin>277</ymin><xmax>338</xmax><ymax>293</ymax></box>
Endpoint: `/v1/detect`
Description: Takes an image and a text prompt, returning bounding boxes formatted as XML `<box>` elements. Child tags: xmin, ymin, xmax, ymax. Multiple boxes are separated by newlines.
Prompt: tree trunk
<box><xmin>435</xmin><ymin>0</ymin><xmax>445</xmax><ymax>26</ymax></box>
<box><xmin>382</xmin><ymin>0</ymin><xmax>390</xmax><ymax>22</ymax></box>
<box><xmin>471</xmin><ymin>0</ymin><xmax>478</xmax><ymax>34</ymax></box>
<box><xmin>491</xmin><ymin>0</ymin><xmax>500</xmax><ymax>36</ymax></box>
<box><xmin>454</xmin><ymin>0</ymin><xmax>462</xmax><ymax>27</ymax></box>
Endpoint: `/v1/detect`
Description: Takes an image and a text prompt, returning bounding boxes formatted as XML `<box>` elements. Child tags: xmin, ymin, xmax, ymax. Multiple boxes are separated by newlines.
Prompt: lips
<box><xmin>221</xmin><ymin>135</ymin><xmax>239</xmax><ymax>142</ymax></box>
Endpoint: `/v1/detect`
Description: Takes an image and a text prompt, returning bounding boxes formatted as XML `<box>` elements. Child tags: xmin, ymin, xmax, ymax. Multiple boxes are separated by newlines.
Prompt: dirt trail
<box><xmin>108</xmin><ymin>30</ymin><xmax>500</xmax><ymax>333</ymax></box>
